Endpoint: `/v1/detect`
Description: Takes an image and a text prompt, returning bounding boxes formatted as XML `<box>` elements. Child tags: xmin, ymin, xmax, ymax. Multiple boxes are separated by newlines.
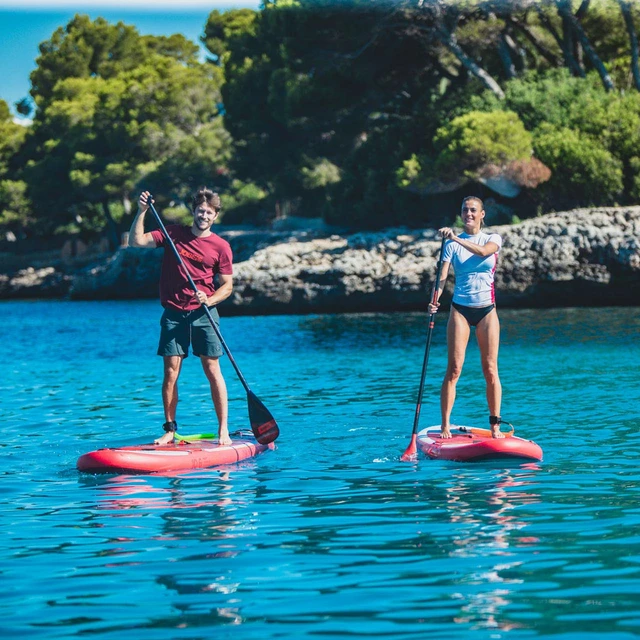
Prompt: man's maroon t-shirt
<box><xmin>151</xmin><ymin>225</ymin><xmax>233</xmax><ymax>311</ymax></box>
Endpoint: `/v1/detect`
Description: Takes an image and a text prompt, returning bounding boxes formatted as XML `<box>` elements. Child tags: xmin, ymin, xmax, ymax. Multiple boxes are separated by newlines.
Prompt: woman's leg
<box><xmin>475</xmin><ymin>309</ymin><xmax>502</xmax><ymax>438</ymax></box>
<box><xmin>440</xmin><ymin>307</ymin><xmax>471</xmax><ymax>438</ymax></box>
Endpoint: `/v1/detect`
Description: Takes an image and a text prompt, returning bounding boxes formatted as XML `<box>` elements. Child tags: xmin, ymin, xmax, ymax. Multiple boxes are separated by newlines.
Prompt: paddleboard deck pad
<box><xmin>417</xmin><ymin>426</ymin><xmax>542</xmax><ymax>462</ymax></box>
<box><xmin>77</xmin><ymin>437</ymin><xmax>274</xmax><ymax>474</ymax></box>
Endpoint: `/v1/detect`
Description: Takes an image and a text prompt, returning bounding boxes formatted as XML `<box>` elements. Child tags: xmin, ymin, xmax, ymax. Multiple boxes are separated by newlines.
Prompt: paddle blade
<box><xmin>248</xmin><ymin>390</ymin><xmax>279</xmax><ymax>445</ymax></box>
<box><xmin>401</xmin><ymin>434</ymin><xmax>418</xmax><ymax>462</ymax></box>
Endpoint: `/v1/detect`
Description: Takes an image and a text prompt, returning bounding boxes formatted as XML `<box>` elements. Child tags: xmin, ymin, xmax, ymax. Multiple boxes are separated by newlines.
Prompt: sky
<box><xmin>0</xmin><ymin>0</ymin><xmax>260</xmax><ymax>122</ymax></box>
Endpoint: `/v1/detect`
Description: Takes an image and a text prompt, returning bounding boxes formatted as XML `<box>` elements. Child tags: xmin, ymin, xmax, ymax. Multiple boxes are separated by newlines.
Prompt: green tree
<box><xmin>0</xmin><ymin>100</ymin><xmax>30</xmax><ymax>236</ymax></box>
<box><xmin>21</xmin><ymin>15</ymin><xmax>231</xmax><ymax>243</ymax></box>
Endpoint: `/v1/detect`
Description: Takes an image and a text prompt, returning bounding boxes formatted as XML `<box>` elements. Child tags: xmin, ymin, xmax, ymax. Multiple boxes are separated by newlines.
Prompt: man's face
<box><xmin>193</xmin><ymin>202</ymin><xmax>220</xmax><ymax>230</ymax></box>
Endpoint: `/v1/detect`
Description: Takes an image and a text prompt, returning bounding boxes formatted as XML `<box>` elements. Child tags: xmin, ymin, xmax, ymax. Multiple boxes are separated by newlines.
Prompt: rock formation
<box><xmin>1</xmin><ymin>207</ymin><xmax>638</xmax><ymax>312</ymax></box>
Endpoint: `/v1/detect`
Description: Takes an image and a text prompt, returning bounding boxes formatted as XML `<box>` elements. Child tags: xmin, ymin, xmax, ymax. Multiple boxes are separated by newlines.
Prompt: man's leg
<box><xmin>155</xmin><ymin>355</ymin><xmax>184</xmax><ymax>445</ymax></box>
<box><xmin>201</xmin><ymin>356</ymin><xmax>231</xmax><ymax>445</ymax></box>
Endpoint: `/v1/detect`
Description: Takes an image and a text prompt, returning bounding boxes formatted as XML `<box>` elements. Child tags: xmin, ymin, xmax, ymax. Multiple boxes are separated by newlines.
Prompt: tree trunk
<box><xmin>507</xmin><ymin>15</ymin><xmax>559</xmax><ymax>67</ymax></box>
<box><xmin>575</xmin><ymin>0</ymin><xmax>591</xmax><ymax>20</ymax></box>
<box><xmin>557</xmin><ymin>0</ymin><xmax>615</xmax><ymax>91</ymax></box>
<box><xmin>435</xmin><ymin>25</ymin><xmax>505</xmax><ymax>98</ymax></box>
<box><xmin>498</xmin><ymin>31</ymin><xmax>518</xmax><ymax>79</ymax></box>
<box><xmin>619</xmin><ymin>0</ymin><xmax>640</xmax><ymax>90</ymax></box>
<box><xmin>537</xmin><ymin>6</ymin><xmax>585</xmax><ymax>76</ymax></box>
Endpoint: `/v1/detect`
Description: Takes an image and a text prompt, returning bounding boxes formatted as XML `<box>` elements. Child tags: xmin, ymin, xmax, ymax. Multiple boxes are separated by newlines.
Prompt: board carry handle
<box><xmin>459</xmin><ymin>424</ymin><xmax>515</xmax><ymax>438</ymax></box>
<box><xmin>175</xmin><ymin>433</ymin><xmax>217</xmax><ymax>443</ymax></box>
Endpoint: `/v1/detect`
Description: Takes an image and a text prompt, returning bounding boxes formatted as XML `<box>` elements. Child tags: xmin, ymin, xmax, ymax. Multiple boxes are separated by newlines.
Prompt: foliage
<box><xmin>533</xmin><ymin>124</ymin><xmax>624</xmax><ymax>207</ymax></box>
<box><xmin>17</xmin><ymin>15</ymin><xmax>232</xmax><ymax>242</ymax></box>
<box><xmin>4</xmin><ymin>2</ymin><xmax>640</xmax><ymax>241</ymax></box>
<box><xmin>0</xmin><ymin>101</ymin><xmax>30</xmax><ymax>234</ymax></box>
<box><xmin>434</xmin><ymin>110</ymin><xmax>532</xmax><ymax>173</ymax></box>
<box><xmin>220</xmin><ymin>179</ymin><xmax>269</xmax><ymax>224</ymax></box>
<box><xmin>629</xmin><ymin>156</ymin><xmax>640</xmax><ymax>201</ymax></box>
<box><xmin>0</xmin><ymin>100</ymin><xmax>27</xmax><ymax>175</ymax></box>
<box><xmin>0</xmin><ymin>180</ymin><xmax>31</xmax><ymax>234</ymax></box>
<box><xmin>472</xmin><ymin>68</ymin><xmax>640</xmax><ymax>205</ymax></box>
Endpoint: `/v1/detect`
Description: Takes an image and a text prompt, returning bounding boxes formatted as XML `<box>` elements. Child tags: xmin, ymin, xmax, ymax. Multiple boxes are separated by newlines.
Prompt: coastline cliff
<box><xmin>2</xmin><ymin>206</ymin><xmax>639</xmax><ymax>312</ymax></box>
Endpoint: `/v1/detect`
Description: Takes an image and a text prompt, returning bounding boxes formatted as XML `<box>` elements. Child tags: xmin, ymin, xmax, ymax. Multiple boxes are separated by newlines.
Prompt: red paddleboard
<box><xmin>417</xmin><ymin>426</ymin><xmax>542</xmax><ymax>462</ymax></box>
<box><xmin>77</xmin><ymin>437</ymin><xmax>274</xmax><ymax>474</ymax></box>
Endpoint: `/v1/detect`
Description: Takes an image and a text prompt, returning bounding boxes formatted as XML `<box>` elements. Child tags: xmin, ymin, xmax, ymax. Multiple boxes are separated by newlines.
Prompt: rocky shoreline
<box><xmin>1</xmin><ymin>206</ymin><xmax>639</xmax><ymax>313</ymax></box>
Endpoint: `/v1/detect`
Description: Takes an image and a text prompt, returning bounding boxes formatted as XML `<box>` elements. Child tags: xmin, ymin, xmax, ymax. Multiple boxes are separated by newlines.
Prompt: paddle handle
<box><xmin>147</xmin><ymin>198</ymin><xmax>252</xmax><ymax>394</ymax></box>
<box><xmin>410</xmin><ymin>235</ymin><xmax>447</xmax><ymax>436</ymax></box>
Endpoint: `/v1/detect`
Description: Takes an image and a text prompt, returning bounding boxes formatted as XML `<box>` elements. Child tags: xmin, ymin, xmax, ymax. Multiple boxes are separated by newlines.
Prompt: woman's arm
<box><xmin>439</xmin><ymin>227</ymin><xmax>499</xmax><ymax>257</ymax></box>
<box><xmin>428</xmin><ymin>261</ymin><xmax>450</xmax><ymax>314</ymax></box>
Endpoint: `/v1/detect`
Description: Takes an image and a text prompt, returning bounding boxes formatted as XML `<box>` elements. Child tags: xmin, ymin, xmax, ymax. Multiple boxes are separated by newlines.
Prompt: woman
<box><xmin>428</xmin><ymin>196</ymin><xmax>504</xmax><ymax>438</ymax></box>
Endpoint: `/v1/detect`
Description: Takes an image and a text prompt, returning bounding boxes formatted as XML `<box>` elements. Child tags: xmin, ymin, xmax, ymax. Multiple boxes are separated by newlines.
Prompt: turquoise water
<box><xmin>2</xmin><ymin>300</ymin><xmax>640</xmax><ymax>639</ymax></box>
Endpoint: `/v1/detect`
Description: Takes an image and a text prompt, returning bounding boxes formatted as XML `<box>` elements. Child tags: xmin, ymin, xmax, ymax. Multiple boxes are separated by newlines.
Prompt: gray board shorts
<box><xmin>158</xmin><ymin>306</ymin><xmax>224</xmax><ymax>358</ymax></box>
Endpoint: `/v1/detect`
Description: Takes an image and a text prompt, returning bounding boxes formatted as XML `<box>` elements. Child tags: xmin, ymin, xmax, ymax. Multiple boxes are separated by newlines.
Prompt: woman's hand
<box><xmin>438</xmin><ymin>227</ymin><xmax>455</xmax><ymax>240</ymax></box>
<box><xmin>428</xmin><ymin>301</ymin><xmax>440</xmax><ymax>315</ymax></box>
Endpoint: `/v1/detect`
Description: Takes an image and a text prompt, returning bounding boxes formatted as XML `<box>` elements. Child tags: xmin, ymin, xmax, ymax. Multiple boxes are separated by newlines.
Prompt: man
<box><xmin>128</xmin><ymin>187</ymin><xmax>233</xmax><ymax>445</ymax></box>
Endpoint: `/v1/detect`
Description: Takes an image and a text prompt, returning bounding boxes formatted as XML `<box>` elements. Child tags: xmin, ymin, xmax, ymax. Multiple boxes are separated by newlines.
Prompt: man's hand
<box><xmin>195</xmin><ymin>290</ymin><xmax>209</xmax><ymax>306</ymax></box>
<box><xmin>138</xmin><ymin>191</ymin><xmax>153</xmax><ymax>212</ymax></box>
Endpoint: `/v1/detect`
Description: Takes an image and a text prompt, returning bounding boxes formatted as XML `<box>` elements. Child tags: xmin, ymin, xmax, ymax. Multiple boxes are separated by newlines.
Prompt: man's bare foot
<box><xmin>491</xmin><ymin>427</ymin><xmax>505</xmax><ymax>439</ymax></box>
<box><xmin>441</xmin><ymin>425</ymin><xmax>452</xmax><ymax>439</ymax></box>
<box><xmin>154</xmin><ymin>431</ymin><xmax>175</xmax><ymax>446</ymax></box>
<box><xmin>218</xmin><ymin>428</ymin><xmax>232</xmax><ymax>446</ymax></box>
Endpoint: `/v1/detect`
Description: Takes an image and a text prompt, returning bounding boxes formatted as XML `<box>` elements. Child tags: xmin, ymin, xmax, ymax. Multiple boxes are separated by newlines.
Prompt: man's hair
<box><xmin>191</xmin><ymin>187</ymin><xmax>221</xmax><ymax>211</ymax></box>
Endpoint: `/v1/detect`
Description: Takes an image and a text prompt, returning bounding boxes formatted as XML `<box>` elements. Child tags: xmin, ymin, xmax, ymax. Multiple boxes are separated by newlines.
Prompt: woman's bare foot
<box><xmin>441</xmin><ymin>425</ymin><xmax>452</xmax><ymax>439</ymax></box>
<box><xmin>491</xmin><ymin>427</ymin><xmax>505</xmax><ymax>439</ymax></box>
<box><xmin>218</xmin><ymin>427</ymin><xmax>232</xmax><ymax>446</ymax></box>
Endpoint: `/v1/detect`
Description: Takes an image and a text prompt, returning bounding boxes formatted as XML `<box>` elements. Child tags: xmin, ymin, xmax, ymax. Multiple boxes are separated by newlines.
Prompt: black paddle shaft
<box><xmin>411</xmin><ymin>235</ymin><xmax>447</xmax><ymax>435</ymax></box>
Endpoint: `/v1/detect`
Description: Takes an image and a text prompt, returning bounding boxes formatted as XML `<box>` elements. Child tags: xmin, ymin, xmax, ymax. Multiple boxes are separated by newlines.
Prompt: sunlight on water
<box><xmin>1</xmin><ymin>301</ymin><xmax>640</xmax><ymax>639</ymax></box>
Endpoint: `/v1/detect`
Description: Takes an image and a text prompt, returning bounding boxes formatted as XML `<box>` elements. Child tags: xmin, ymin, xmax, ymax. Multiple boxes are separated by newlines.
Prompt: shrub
<box><xmin>433</xmin><ymin>110</ymin><xmax>532</xmax><ymax>175</ymax></box>
<box><xmin>533</xmin><ymin>124</ymin><xmax>623</xmax><ymax>207</ymax></box>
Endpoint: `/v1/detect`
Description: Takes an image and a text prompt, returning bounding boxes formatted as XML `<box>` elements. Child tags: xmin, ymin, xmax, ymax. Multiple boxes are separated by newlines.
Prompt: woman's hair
<box><xmin>191</xmin><ymin>187</ymin><xmax>221</xmax><ymax>212</ymax></box>
<box><xmin>462</xmin><ymin>195</ymin><xmax>484</xmax><ymax>210</ymax></box>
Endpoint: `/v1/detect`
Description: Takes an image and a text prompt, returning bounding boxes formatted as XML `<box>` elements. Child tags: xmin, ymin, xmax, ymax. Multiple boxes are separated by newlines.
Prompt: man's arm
<box><xmin>128</xmin><ymin>191</ymin><xmax>158</xmax><ymax>249</ymax></box>
<box><xmin>195</xmin><ymin>274</ymin><xmax>234</xmax><ymax>307</ymax></box>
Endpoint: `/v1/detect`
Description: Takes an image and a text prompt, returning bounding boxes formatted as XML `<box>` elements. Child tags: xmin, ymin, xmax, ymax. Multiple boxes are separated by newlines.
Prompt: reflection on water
<box><xmin>443</xmin><ymin>471</ymin><xmax>541</xmax><ymax>633</ymax></box>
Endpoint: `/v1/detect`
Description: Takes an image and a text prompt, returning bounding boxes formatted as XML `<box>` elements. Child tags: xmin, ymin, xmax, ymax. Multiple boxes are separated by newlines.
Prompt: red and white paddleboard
<box><xmin>77</xmin><ymin>437</ymin><xmax>274</xmax><ymax>474</ymax></box>
<box><xmin>417</xmin><ymin>426</ymin><xmax>542</xmax><ymax>462</ymax></box>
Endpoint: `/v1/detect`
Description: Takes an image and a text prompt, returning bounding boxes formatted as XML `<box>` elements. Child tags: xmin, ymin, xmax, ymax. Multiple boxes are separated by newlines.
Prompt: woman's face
<box><xmin>461</xmin><ymin>199</ymin><xmax>484</xmax><ymax>228</ymax></box>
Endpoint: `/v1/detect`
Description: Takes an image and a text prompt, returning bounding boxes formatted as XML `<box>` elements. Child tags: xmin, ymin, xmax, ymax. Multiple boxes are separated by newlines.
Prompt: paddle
<box><xmin>147</xmin><ymin>196</ymin><xmax>280</xmax><ymax>445</ymax></box>
<box><xmin>401</xmin><ymin>235</ymin><xmax>447</xmax><ymax>462</ymax></box>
